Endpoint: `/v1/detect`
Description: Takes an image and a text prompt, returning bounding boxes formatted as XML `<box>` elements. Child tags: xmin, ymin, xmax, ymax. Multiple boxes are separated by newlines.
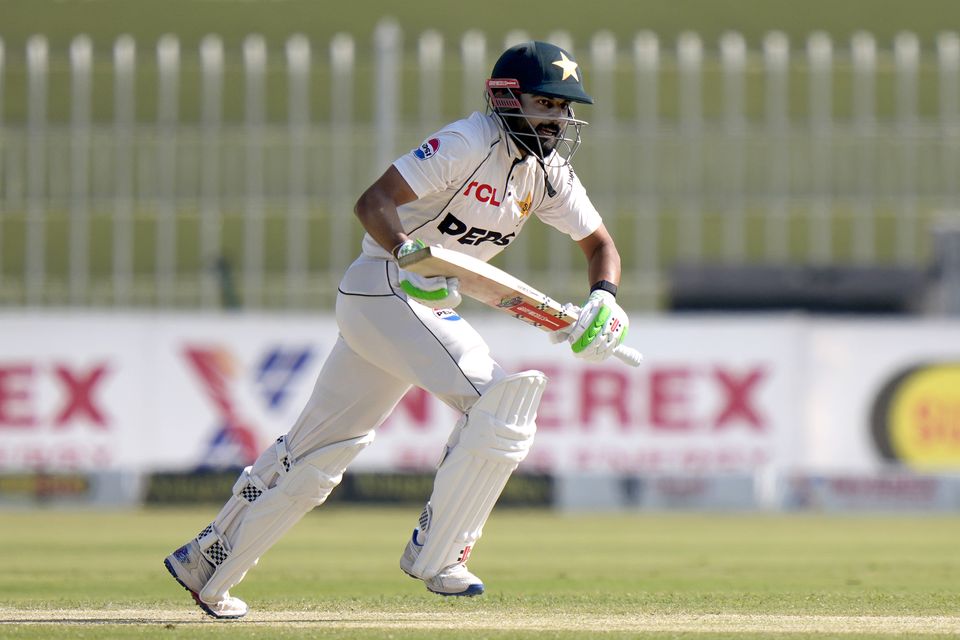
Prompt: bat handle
<box><xmin>613</xmin><ymin>344</ymin><xmax>644</xmax><ymax>367</ymax></box>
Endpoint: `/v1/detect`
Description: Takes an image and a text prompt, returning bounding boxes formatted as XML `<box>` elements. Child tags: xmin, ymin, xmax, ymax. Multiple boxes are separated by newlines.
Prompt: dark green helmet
<box><xmin>490</xmin><ymin>41</ymin><xmax>594</xmax><ymax>104</ymax></box>
<box><xmin>486</xmin><ymin>41</ymin><xmax>591</xmax><ymax>167</ymax></box>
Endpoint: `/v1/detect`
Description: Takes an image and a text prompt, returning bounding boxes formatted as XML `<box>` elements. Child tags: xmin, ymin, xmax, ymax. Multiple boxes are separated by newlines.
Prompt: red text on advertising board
<box><xmin>382</xmin><ymin>363</ymin><xmax>769</xmax><ymax>432</ymax></box>
<box><xmin>0</xmin><ymin>363</ymin><xmax>110</xmax><ymax>429</ymax></box>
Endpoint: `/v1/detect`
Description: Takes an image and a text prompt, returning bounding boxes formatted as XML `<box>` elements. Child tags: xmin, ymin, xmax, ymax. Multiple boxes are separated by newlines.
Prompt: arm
<box><xmin>355</xmin><ymin>165</ymin><xmax>462</xmax><ymax>308</ymax></box>
<box><xmin>354</xmin><ymin>166</ymin><xmax>419</xmax><ymax>257</ymax></box>
<box><xmin>576</xmin><ymin>223</ymin><xmax>621</xmax><ymax>289</ymax></box>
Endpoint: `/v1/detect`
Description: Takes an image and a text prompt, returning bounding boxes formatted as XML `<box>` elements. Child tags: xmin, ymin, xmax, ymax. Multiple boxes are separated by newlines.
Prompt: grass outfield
<box><xmin>1</xmin><ymin>506</ymin><xmax>959</xmax><ymax>638</ymax></box>
<box><xmin>3</xmin><ymin>0</ymin><xmax>959</xmax><ymax>124</ymax></box>
<box><xmin>3</xmin><ymin>0</ymin><xmax>953</xmax><ymax>310</ymax></box>
<box><xmin>4</xmin><ymin>0</ymin><xmax>960</xmax><ymax>56</ymax></box>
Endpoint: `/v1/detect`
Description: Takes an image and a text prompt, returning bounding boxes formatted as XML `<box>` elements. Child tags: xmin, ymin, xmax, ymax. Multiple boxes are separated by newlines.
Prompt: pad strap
<box><xmin>196</xmin><ymin>523</ymin><xmax>231</xmax><ymax>567</ymax></box>
<box><xmin>200</xmin><ymin>432</ymin><xmax>374</xmax><ymax>602</ymax></box>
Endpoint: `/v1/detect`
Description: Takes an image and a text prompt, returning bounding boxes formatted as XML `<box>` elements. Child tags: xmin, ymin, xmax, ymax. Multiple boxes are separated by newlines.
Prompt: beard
<box><xmin>502</xmin><ymin>113</ymin><xmax>563</xmax><ymax>159</ymax></box>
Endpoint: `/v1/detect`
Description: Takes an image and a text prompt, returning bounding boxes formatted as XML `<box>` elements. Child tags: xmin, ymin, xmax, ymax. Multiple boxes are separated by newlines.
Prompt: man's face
<box><xmin>510</xmin><ymin>93</ymin><xmax>573</xmax><ymax>157</ymax></box>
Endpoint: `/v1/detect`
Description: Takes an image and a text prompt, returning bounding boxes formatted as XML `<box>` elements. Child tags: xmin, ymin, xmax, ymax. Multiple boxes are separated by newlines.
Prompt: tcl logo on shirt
<box><xmin>463</xmin><ymin>182</ymin><xmax>502</xmax><ymax>206</ymax></box>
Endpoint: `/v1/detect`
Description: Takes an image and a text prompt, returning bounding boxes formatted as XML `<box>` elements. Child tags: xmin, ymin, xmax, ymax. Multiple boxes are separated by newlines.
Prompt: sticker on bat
<box><xmin>511</xmin><ymin>303</ymin><xmax>572</xmax><ymax>331</ymax></box>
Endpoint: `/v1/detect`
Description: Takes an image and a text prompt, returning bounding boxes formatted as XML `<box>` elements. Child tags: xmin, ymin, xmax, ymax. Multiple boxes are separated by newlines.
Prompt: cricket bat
<box><xmin>398</xmin><ymin>245</ymin><xmax>643</xmax><ymax>367</ymax></box>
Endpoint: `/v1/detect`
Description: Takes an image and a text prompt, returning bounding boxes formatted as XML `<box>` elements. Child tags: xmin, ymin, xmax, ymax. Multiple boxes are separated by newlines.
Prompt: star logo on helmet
<box><xmin>552</xmin><ymin>52</ymin><xmax>580</xmax><ymax>81</ymax></box>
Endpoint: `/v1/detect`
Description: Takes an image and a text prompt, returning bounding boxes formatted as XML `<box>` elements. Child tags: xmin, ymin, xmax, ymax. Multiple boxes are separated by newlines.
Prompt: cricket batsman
<box><xmin>164</xmin><ymin>40</ymin><xmax>630</xmax><ymax>618</ymax></box>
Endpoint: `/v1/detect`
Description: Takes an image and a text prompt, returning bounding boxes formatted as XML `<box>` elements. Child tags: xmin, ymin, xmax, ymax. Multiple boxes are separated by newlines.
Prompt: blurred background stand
<box><xmin>929</xmin><ymin>214</ymin><xmax>960</xmax><ymax>316</ymax></box>
<box><xmin>668</xmin><ymin>262</ymin><xmax>928</xmax><ymax>314</ymax></box>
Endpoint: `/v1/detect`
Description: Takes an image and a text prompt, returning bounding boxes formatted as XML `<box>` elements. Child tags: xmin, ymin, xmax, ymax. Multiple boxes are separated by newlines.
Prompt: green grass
<box><xmin>4</xmin><ymin>0</ymin><xmax>959</xmax><ymax>54</ymax></box>
<box><xmin>2</xmin><ymin>0</ymin><xmax>957</xmax><ymax>310</ymax></box>
<box><xmin>2</xmin><ymin>0</ymin><xmax>958</xmax><ymax>123</ymax></box>
<box><xmin>0</xmin><ymin>200</ymin><xmax>939</xmax><ymax>310</ymax></box>
<box><xmin>1</xmin><ymin>506</ymin><xmax>959</xmax><ymax>638</ymax></box>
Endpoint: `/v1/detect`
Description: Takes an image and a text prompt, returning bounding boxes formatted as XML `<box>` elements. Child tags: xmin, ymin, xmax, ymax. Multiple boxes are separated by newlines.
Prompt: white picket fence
<box><xmin>1</xmin><ymin>24</ymin><xmax>959</xmax><ymax>309</ymax></box>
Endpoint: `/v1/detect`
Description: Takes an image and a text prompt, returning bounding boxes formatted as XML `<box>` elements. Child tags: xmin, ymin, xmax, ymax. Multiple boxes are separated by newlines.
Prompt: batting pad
<box><xmin>200</xmin><ymin>432</ymin><xmax>374</xmax><ymax>602</ymax></box>
<box><xmin>194</xmin><ymin>436</ymin><xmax>294</xmax><ymax>569</ymax></box>
<box><xmin>410</xmin><ymin>371</ymin><xmax>546</xmax><ymax>579</ymax></box>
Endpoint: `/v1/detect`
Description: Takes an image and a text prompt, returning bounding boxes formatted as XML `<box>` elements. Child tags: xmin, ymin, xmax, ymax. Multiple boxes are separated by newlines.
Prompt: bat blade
<box><xmin>398</xmin><ymin>245</ymin><xmax>643</xmax><ymax>366</ymax></box>
<box><xmin>398</xmin><ymin>245</ymin><xmax>576</xmax><ymax>331</ymax></box>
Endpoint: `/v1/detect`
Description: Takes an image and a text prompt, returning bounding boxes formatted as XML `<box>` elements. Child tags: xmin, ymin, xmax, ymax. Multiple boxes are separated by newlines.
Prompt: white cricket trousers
<box><xmin>283</xmin><ymin>255</ymin><xmax>507</xmax><ymax>460</ymax></box>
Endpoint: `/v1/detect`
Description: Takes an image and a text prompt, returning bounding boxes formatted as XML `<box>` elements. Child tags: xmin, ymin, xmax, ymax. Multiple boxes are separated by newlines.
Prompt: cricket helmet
<box><xmin>489</xmin><ymin>40</ymin><xmax>594</xmax><ymax>105</ymax></box>
<box><xmin>486</xmin><ymin>41</ymin><xmax>592</xmax><ymax>165</ymax></box>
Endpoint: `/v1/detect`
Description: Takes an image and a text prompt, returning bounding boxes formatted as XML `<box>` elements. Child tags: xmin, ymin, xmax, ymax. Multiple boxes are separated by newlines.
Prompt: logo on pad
<box><xmin>434</xmin><ymin>308</ymin><xmax>460</xmax><ymax>321</ymax></box>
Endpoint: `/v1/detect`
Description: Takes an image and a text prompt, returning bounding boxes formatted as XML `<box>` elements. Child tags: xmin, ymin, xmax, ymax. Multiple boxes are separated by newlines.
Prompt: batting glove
<box><xmin>396</xmin><ymin>239</ymin><xmax>462</xmax><ymax>309</ymax></box>
<box><xmin>566</xmin><ymin>290</ymin><xmax>629</xmax><ymax>362</ymax></box>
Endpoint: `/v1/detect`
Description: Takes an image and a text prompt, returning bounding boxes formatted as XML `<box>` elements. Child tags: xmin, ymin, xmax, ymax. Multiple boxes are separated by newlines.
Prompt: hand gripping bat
<box><xmin>398</xmin><ymin>245</ymin><xmax>644</xmax><ymax>367</ymax></box>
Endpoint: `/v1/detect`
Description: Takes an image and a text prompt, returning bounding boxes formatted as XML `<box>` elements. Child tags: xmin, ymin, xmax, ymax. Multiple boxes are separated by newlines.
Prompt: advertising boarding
<box><xmin>2</xmin><ymin>313</ymin><xmax>959</xmax><ymax>477</ymax></box>
<box><xmin>0</xmin><ymin>313</ymin><xmax>801</xmax><ymax>475</ymax></box>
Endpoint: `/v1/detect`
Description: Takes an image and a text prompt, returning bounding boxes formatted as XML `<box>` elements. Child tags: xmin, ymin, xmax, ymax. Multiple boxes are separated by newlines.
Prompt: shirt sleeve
<box><xmin>534</xmin><ymin>163</ymin><xmax>603</xmax><ymax>241</ymax></box>
<box><xmin>392</xmin><ymin>118</ymin><xmax>488</xmax><ymax>199</ymax></box>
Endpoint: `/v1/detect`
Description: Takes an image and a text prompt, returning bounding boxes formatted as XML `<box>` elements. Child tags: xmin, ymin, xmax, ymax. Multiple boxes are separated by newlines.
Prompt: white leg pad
<box><xmin>409</xmin><ymin>371</ymin><xmax>546</xmax><ymax>579</ymax></box>
<box><xmin>199</xmin><ymin>431</ymin><xmax>374</xmax><ymax>602</ymax></box>
<box><xmin>192</xmin><ymin>436</ymin><xmax>292</xmax><ymax>571</ymax></box>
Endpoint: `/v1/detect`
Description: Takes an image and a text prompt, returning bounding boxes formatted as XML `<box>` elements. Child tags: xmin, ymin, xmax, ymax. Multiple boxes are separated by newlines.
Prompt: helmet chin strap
<box><xmin>543</xmin><ymin>174</ymin><xmax>558</xmax><ymax>198</ymax></box>
<box><xmin>537</xmin><ymin>156</ymin><xmax>558</xmax><ymax>197</ymax></box>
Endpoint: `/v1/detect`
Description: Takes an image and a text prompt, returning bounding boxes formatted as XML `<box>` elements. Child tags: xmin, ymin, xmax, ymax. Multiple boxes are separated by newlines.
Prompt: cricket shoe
<box><xmin>399</xmin><ymin>528</ymin><xmax>485</xmax><ymax>596</ymax></box>
<box><xmin>164</xmin><ymin>540</ymin><xmax>248</xmax><ymax>619</ymax></box>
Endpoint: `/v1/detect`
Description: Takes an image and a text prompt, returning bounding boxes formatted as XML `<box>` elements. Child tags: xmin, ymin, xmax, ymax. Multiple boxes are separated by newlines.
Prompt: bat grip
<box><xmin>613</xmin><ymin>344</ymin><xmax>644</xmax><ymax>367</ymax></box>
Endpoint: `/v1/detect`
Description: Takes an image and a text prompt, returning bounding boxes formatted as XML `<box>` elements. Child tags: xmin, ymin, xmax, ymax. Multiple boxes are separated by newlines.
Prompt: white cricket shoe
<box><xmin>164</xmin><ymin>540</ymin><xmax>248</xmax><ymax>619</ymax></box>
<box><xmin>399</xmin><ymin>528</ymin><xmax>485</xmax><ymax>596</ymax></box>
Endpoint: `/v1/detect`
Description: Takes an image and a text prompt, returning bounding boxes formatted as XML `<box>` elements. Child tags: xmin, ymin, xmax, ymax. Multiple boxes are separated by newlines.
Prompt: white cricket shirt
<box><xmin>361</xmin><ymin>112</ymin><xmax>603</xmax><ymax>262</ymax></box>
